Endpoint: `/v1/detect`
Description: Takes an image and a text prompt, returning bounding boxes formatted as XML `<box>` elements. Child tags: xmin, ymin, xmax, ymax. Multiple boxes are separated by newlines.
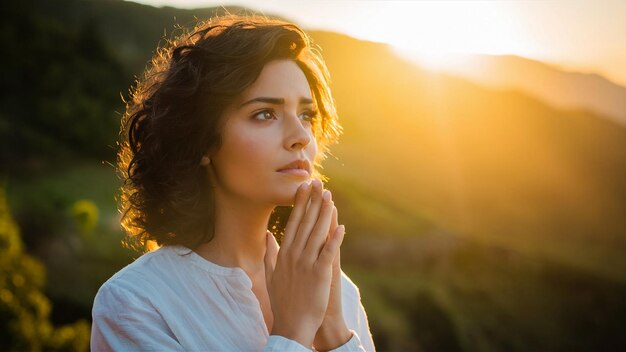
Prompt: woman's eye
<box><xmin>300</xmin><ymin>109</ymin><xmax>319</xmax><ymax>122</ymax></box>
<box><xmin>252</xmin><ymin>110</ymin><xmax>276</xmax><ymax>121</ymax></box>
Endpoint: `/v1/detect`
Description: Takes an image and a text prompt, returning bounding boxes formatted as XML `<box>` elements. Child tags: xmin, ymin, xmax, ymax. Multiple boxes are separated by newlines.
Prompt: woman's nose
<box><xmin>284</xmin><ymin>113</ymin><xmax>312</xmax><ymax>151</ymax></box>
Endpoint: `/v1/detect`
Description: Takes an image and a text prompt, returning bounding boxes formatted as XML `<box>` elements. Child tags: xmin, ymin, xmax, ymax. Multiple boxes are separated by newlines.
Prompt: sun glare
<box><xmin>344</xmin><ymin>1</ymin><xmax>531</xmax><ymax>71</ymax></box>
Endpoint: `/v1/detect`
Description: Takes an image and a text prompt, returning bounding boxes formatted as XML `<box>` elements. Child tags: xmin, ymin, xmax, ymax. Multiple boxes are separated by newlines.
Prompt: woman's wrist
<box><xmin>313</xmin><ymin>319</ymin><xmax>352</xmax><ymax>351</ymax></box>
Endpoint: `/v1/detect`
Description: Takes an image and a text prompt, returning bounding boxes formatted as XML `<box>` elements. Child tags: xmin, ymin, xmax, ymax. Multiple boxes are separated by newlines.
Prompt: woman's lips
<box><xmin>277</xmin><ymin>158</ymin><xmax>311</xmax><ymax>178</ymax></box>
<box><xmin>277</xmin><ymin>168</ymin><xmax>310</xmax><ymax>177</ymax></box>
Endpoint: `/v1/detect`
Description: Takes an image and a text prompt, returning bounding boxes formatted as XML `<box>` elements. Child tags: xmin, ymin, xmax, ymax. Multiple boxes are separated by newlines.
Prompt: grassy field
<box><xmin>6</xmin><ymin>160</ymin><xmax>135</xmax><ymax>323</ymax></box>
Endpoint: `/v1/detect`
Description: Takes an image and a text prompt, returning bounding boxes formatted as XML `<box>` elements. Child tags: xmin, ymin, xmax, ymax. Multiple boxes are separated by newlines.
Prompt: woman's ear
<box><xmin>200</xmin><ymin>156</ymin><xmax>211</xmax><ymax>166</ymax></box>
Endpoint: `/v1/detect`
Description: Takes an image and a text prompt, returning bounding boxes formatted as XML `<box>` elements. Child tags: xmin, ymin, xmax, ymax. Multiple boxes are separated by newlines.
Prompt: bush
<box><xmin>0</xmin><ymin>185</ymin><xmax>90</xmax><ymax>351</ymax></box>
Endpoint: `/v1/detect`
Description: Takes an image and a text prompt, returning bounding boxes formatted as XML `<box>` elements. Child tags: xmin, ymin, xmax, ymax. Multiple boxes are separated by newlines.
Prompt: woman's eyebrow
<box><xmin>238</xmin><ymin>97</ymin><xmax>314</xmax><ymax>108</ymax></box>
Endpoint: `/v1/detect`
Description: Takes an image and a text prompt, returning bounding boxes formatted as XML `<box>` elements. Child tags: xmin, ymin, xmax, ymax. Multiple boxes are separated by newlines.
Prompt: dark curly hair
<box><xmin>117</xmin><ymin>15</ymin><xmax>342</xmax><ymax>252</ymax></box>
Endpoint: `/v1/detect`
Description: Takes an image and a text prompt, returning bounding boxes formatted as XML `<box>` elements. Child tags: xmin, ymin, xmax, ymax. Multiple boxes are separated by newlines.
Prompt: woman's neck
<box><xmin>194</xmin><ymin>193</ymin><xmax>274</xmax><ymax>279</ymax></box>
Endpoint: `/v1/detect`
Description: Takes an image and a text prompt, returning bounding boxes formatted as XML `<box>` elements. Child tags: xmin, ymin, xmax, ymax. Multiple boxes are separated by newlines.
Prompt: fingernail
<box><xmin>323</xmin><ymin>190</ymin><xmax>331</xmax><ymax>201</ymax></box>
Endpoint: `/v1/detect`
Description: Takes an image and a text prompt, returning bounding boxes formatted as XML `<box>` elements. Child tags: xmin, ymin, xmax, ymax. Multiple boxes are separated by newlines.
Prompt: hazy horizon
<box><xmin>127</xmin><ymin>0</ymin><xmax>626</xmax><ymax>87</ymax></box>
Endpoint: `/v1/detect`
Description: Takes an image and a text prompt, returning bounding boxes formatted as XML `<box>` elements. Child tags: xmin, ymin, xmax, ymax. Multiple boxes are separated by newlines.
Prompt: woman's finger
<box><xmin>264</xmin><ymin>231</ymin><xmax>280</xmax><ymax>289</ymax></box>
<box><xmin>281</xmin><ymin>181</ymin><xmax>312</xmax><ymax>250</ymax></box>
<box><xmin>291</xmin><ymin>180</ymin><xmax>324</xmax><ymax>253</ymax></box>
<box><xmin>303</xmin><ymin>200</ymin><xmax>335</xmax><ymax>262</ymax></box>
<box><xmin>328</xmin><ymin>206</ymin><xmax>338</xmax><ymax>242</ymax></box>
<box><xmin>317</xmin><ymin>224</ymin><xmax>345</xmax><ymax>267</ymax></box>
<box><xmin>322</xmin><ymin>206</ymin><xmax>338</xmax><ymax>258</ymax></box>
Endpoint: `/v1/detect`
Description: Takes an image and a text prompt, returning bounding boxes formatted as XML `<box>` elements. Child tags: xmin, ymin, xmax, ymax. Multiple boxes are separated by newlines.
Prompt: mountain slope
<box><xmin>310</xmin><ymin>31</ymin><xmax>626</xmax><ymax>280</ymax></box>
<box><xmin>434</xmin><ymin>54</ymin><xmax>626</xmax><ymax>126</ymax></box>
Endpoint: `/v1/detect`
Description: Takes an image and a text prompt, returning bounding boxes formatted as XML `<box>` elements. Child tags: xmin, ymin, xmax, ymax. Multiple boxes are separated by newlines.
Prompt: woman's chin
<box><xmin>274</xmin><ymin>181</ymin><xmax>308</xmax><ymax>206</ymax></box>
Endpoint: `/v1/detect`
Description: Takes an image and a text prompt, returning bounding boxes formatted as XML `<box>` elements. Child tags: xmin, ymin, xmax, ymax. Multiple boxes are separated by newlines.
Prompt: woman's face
<box><xmin>206</xmin><ymin>59</ymin><xmax>318</xmax><ymax>207</ymax></box>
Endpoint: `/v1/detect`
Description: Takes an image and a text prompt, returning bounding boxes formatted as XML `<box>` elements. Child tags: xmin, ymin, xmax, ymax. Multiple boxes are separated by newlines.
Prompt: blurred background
<box><xmin>1</xmin><ymin>0</ymin><xmax>625</xmax><ymax>351</ymax></box>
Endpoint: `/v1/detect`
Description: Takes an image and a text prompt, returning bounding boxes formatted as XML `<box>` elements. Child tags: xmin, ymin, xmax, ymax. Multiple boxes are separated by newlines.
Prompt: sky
<box><xmin>128</xmin><ymin>0</ymin><xmax>626</xmax><ymax>87</ymax></box>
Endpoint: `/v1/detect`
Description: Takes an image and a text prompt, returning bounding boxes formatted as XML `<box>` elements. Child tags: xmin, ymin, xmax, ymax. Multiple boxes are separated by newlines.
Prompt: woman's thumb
<box><xmin>264</xmin><ymin>231</ymin><xmax>279</xmax><ymax>287</ymax></box>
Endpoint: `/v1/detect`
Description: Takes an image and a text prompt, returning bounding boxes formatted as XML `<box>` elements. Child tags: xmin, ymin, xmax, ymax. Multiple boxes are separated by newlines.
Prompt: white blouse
<box><xmin>91</xmin><ymin>245</ymin><xmax>375</xmax><ymax>351</ymax></box>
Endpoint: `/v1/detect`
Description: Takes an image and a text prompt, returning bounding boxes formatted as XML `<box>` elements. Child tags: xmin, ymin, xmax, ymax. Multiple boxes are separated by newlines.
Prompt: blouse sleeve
<box><xmin>323</xmin><ymin>273</ymin><xmax>376</xmax><ymax>352</ymax></box>
<box><xmin>353</xmin><ymin>294</ymin><xmax>376</xmax><ymax>352</ymax></box>
<box><xmin>91</xmin><ymin>283</ymin><xmax>185</xmax><ymax>351</ymax></box>
<box><xmin>263</xmin><ymin>335</ymin><xmax>313</xmax><ymax>351</ymax></box>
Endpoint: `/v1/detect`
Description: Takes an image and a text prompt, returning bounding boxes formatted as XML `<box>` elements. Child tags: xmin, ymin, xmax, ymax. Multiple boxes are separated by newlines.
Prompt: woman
<box><xmin>91</xmin><ymin>14</ymin><xmax>375</xmax><ymax>351</ymax></box>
